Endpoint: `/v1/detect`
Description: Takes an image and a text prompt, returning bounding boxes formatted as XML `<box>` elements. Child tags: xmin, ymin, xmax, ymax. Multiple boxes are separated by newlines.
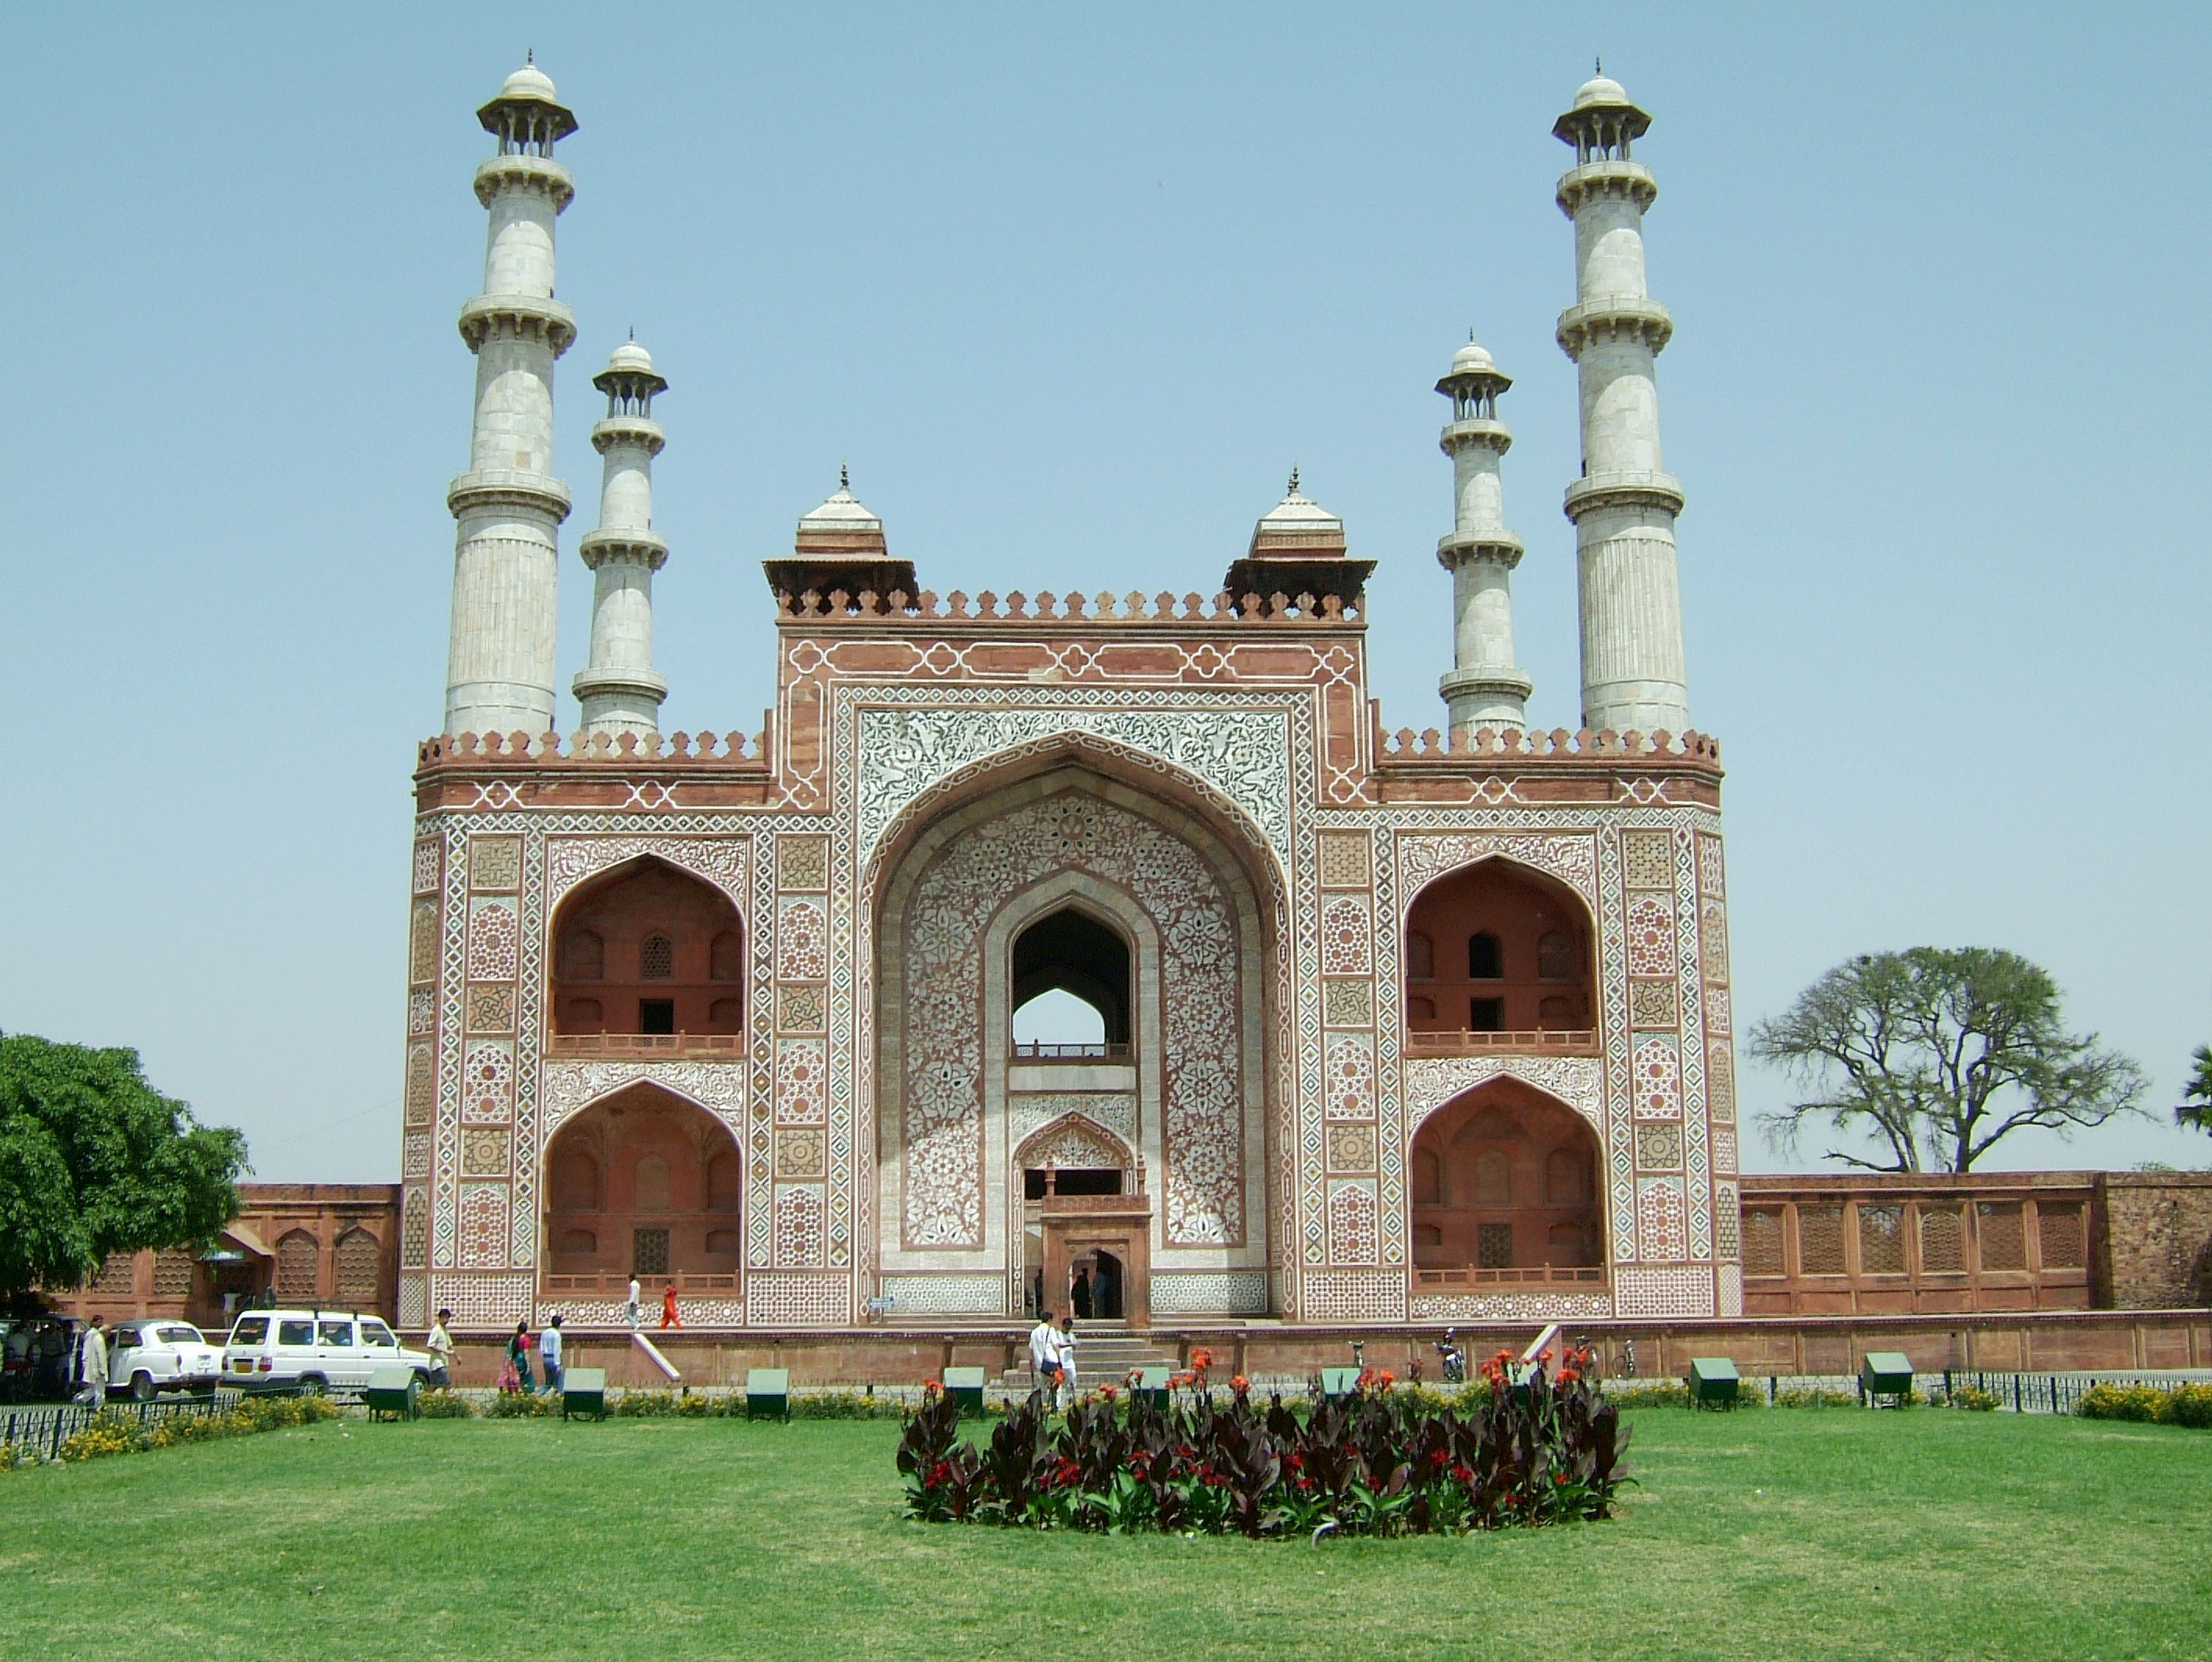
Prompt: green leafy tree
<box><xmin>0</xmin><ymin>1033</ymin><xmax>248</xmax><ymax>1300</ymax></box>
<box><xmin>1748</xmin><ymin>948</ymin><xmax>2146</xmax><ymax>1172</ymax></box>
<box><xmin>2178</xmin><ymin>1045</ymin><xmax>2212</xmax><ymax>1136</ymax></box>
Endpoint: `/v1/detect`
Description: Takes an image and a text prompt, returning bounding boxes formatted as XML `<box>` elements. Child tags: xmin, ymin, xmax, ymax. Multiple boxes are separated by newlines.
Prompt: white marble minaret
<box><xmin>1436</xmin><ymin>337</ymin><xmax>1532</xmax><ymax>733</ymax></box>
<box><xmin>1554</xmin><ymin>70</ymin><xmax>1690</xmax><ymax>736</ymax></box>
<box><xmin>573</xmin><ymin>341</ymin><xmax>670</xmax><ymax>736</ymax></box>
<box><xmin>443</xmin><ymin>61</ymin><xmax>578</xmax><ymax>739</ymax></box>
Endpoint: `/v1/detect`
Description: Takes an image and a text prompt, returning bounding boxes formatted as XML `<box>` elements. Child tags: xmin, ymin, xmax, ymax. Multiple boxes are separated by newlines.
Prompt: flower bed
<box><xmin>32</xmin><ymin>1396</ymin><xmax>341</xmax><ymax>1466</ymax></box>
<box><xmin>895</xmin><ymin>1348</ymin><xmax>1629</xmax><ymax>1536</ymax></box>
<box><xmin>2076</xmin><ymin>1382</ymin><xmax>2212</xmax><ymax>1428</ymax></box>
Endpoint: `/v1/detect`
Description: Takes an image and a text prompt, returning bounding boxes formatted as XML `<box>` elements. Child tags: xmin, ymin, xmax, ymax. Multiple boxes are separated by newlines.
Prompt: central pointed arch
<box><xmin>868</xmin><ymin>758</ymin><xmax>1283</xmax><ymax>1319</ymax></box>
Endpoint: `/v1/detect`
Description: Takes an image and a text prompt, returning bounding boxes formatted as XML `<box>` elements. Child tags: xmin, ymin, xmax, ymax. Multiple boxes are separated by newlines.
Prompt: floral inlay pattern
<box><xmin>901</xmin><ymin>792</ymin><xmax>1243</xmax><ymax>1248</ymax></box>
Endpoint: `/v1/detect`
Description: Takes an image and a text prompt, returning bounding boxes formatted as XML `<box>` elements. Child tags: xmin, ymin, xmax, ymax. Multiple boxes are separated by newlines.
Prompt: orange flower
<box><xmin>1231</xmin><ymin>1375</ymin><xmax>1250</xmax><ymax>1393</ymax></box>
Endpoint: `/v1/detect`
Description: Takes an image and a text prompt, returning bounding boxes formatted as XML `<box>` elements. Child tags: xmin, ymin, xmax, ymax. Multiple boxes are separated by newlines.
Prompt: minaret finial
<box><xmin>526</xmin><ymin>47</ymin><xmax>534</xmax><ymax>65</ymax></box>
<box><xmin>840</xmin><ymin>461</ymin><xmax>849</xmax><ymax>492</ymax></box>
<box><xmin>1287</xmin><ymin>465</ymin><xmax>1300</xmax><ymax>497</ymax></box>
<box><xmin>1594</xmin><ymin>55</ymin><xmax>1601</xmax><ymax>76</ymax></box>
<box><xmin>627</xmin><ymin>324</ymin><xmax>634</xmax><ymax>341</ymax></box>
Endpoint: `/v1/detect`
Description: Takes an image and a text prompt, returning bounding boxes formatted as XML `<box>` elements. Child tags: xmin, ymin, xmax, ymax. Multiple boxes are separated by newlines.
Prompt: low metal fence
<box><xmin>1</xmin><ymin>1389</ymin><xmax>244</xmax><ymax>1460</ymax></box>
<box><xmin>1699</xmin><ymin>1370</ymin><xmax>2211</xmax><ymax>1414</ymax></box>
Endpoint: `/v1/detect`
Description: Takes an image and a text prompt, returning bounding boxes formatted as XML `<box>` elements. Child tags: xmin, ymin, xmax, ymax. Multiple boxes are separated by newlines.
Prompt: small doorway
<box><xmin>1086</xmin><ymin>1250</ymin><xmax>1125</xmax><ymax>1321</ymax></box>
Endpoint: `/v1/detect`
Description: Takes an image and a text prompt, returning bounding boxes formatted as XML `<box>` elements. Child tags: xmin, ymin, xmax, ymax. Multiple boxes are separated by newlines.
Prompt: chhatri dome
<box><xmin>501</xmin><ymin>62</ymin><xmax>558</xmax><ymax>100</ymax></box>
<box><xmin>603</xmin><ymin>337</ymin><xmax>656</xmax><ymax>377</ymax></box>
<box><xmin>1572</xmin><ymin>72</ymin><xmax>1630</xmax><ymax>109</ymax></box>
<box><xmin>797</xmin><ymin>468</ymin><xmax>884</xmax><ymax>537</ymax></box>
<box><xmin>1447</xmin><ymin>337</ymin><xmax>1497</xmax><ymax>377</ymax></box>
<box><xmin>1250</xmin><ymin>468</ymin><xmax>1344</xmax><ymax>543</ymax></box>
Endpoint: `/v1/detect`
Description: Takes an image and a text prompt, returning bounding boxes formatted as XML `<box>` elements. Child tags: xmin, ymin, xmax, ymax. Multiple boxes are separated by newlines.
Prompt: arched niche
<box><xmin>549</xmin><ymin>858</ymin><xmax>744</xmax><ymax>1044</ymax></box>
<box><xmin>541</xmin><ymin>1081</ymin><xmax>742</xmax><ymax>1292</ymax></box>
<box><xmin>1408</xmin><ymin>1076</ymin><xmax>1604</xmax><ymax>1283</ymax></box>
<box><xmin>872</xmin><ymin>760</ymin><xmax>1279</xmax><ymax>1310</ymax></box>
<box><xmin>1011</xmin><ymin>904</ymin><xmax>1133</xmax><ymax>1054</ymax></box>
<box><xmin>1404</xmin><ymin>858</ymin><xmax>1595</xmax><ymax>1038</ymax></box>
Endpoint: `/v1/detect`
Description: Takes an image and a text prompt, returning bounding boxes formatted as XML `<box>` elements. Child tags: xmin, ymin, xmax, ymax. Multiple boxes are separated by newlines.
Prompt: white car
<box><xmin>221</xmin><ymin>1310</ymin><xmax>435</xmax><ymax>1395</ymax></box>
<box><xmin>107</xmin><ymin>1320</ymin><xmax>224</xmax><ymax>1400</ymax></box>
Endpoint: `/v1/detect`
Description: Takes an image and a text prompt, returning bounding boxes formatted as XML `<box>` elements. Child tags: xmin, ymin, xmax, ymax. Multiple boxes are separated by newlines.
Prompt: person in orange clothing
<box><xmin>660</xmin><ymin>1280</ymin><xmax>682</xmax><ymax>1329</ymax></box>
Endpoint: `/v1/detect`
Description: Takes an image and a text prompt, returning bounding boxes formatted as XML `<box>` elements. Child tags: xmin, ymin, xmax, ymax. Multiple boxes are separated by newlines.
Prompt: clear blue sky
<box><xmin>2</xmin><ymin>4</ymin><xmax>2206</xmax><ymax>1180</ymax></box>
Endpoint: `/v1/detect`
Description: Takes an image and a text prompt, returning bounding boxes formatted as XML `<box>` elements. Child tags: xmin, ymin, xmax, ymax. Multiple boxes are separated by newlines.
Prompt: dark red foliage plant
<box><xmin>893</xmin><ymin>1345</ymin><xmax>1631</xmax><ymax>1536</ymax></box>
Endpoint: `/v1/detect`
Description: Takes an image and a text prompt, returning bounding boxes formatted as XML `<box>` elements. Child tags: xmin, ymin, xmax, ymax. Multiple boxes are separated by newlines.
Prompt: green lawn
<box><xmin>2</xmin><ymin>1407</ymin><xmax>2208</xmax><ymax>1660</ymax></box>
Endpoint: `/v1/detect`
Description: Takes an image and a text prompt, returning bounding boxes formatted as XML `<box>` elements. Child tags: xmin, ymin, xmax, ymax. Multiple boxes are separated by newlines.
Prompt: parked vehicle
<box><xmin>221</xmin><ymin>1310</ymin><xmax>433</xmax><ymax>1395</ymax></box>
<box><xmin>0</xmin><ymin>1315</ymin><xmax>89</xmax><ymax>1403</ymax></box>
<box><xmin>107</xmin><ymin>1320</ymin><xmax>223</xmax><ymax>1400</ymax></box>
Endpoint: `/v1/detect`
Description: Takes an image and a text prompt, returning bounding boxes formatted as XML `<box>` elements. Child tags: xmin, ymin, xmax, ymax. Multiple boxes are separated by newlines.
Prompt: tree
<box><xmin>0</xmin><ymin>1033</ymin><xmax>248</xmax><ymax>1301</ymax></box>
<box><xmin>2178</xmin><ymin>1045</ymin><xmax>2212</xmax><ymax>1136</ymax></box>
<box><xmin>1747</xmin><ymin>948</ymin><xmax>2146</xmax><ymax>1172</ymax></box>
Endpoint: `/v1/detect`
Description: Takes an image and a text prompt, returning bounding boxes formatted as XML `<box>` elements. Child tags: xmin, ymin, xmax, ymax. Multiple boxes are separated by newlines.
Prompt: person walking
<box><xmin>660</xmin><ymin>1280</ymin><xmax>682</xmax><ymax>1329</ymax></box>
<box><xmin>425</xmin><ymin>1309</ymin><xmax>455</xmax><ymax>1388</ymax></box>
<box><xmin>625</xmin><ymin>1275</ymin><xmax>641</xmax><ymax>1332</ymax></box>
<box><xmin>1070</xmin><ymin>1264</ymin><xmax>1093</xmax><ymax>1321</ymax></box>
<box><xmin>1027</xmin><ymin>1307</ymin><xmax>1060</xmax><ymax>1400</ymax></box>
<box><xmin>1050</xmin><ymin>1313</ymin><xmax>1078</xmax><ymax>1410</ymax></box>
<box><xmin>74</xmin><ymin>1315</ymin><xmax>108</xmax><ymax>1410</ymax></box>
<box><xmin>505</xmin><ymin>1321</ymin><xmax>534</xmax><ymax>1393</ymax></box>
<box><xmin>539</xmin><ymin>1314</ymin><xmax>564</xmax><ymax>1394</ymax></box>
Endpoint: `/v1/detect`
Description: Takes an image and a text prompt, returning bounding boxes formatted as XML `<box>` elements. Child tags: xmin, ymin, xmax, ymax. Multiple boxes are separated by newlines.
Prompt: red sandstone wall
<box><xmin>2096</xmin><ymin>1173</ymin><xmax>2212</xmax><ymax>1309</ymax></box>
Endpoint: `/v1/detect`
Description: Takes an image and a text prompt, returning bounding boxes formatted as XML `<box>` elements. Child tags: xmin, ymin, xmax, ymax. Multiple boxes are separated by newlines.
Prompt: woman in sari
<box><xmin>504</xmin><ymin>1321</ymin><xmax>534</xmax><ymax>1393</ymax></box>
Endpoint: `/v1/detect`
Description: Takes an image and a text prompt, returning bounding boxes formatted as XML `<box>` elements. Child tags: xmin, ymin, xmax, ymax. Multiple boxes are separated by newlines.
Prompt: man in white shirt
<box><xmin>539</xmin><ymin>1314</ymin><xmax>565</xmax><ymax>1393</ymax></box>
<box><xmin>1027</xmin><ymin>1308</ymin><xmax>1061</xmax><ymax>1401</ymax></box>
<box><xmin>425</xmin><ymin>1309</ymin><xmax>455</xmax><ymax>1387</ymax></box>
<box><xmin>626</xmin><ymin>1276</ymin><xmax>641</xmax><ymax>1332</ymax></box>
<box><xmin>75</xmin><ymin>1316</ymin><xmax>108</xmax><ymax>1410</ymax></box>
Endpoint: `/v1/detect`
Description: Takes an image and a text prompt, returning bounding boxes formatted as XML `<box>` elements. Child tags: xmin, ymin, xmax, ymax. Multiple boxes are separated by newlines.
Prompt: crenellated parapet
<box><xmin>771</xmin><ymin>587</ymin><xmax>1366</xmax><ymax>624</ymax></box>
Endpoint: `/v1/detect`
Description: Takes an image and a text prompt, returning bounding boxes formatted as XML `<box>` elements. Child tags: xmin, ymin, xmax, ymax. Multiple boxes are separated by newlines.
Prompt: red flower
<box><xmin>1451</xmin><ymin>1464</ymin><xmax>1474</xmax><ymax>1482</ymax></box>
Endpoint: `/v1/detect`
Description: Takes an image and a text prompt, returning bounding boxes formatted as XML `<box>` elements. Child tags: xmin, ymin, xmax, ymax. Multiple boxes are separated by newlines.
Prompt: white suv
<box><xmin>221</xmin><ymin>1311</ymin><xmax>433</xmax><ymax>1395</ymax></box>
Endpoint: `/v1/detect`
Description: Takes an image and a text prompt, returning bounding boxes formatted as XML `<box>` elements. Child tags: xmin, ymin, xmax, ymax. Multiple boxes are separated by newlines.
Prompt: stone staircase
<box><xmin>997</xmin><ymin>1325</ymin><xmax>1177</xmax><ymax>1389</ymax></box>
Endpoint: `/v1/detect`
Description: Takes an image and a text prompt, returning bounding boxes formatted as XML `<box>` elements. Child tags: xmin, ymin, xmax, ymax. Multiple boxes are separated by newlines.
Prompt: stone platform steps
<box><xmin>997</xmin><ymin>1327</ymin><xmax>1177</xmax><ymax>1388</ymax></box>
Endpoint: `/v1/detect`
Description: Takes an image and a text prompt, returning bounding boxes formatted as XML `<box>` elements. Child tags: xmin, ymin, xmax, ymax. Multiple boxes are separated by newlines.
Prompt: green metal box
<box><xmin>364</xmin><ymin>1367</ymin><xmax>419</xmax><ymax>1421</ymax></box>
<box><xmin>1860</xmin><ymin>1352</ymin><xmax>1914</xmax><ymax>1405</ymax></box>
<box><xmin>1133</xmin><ymin>1365</ymin><xmax>1171</xmax><ymax>1410</ymax></box>
<box><xmin>745</xmin><ymin>1368</ymin><xmax>791</xmax><ymax>1421</ymax></box>
<box><xmin>1686</xmin><ymin>1356</ymin><xmax>1740</xmax><ymax>1410</ymax></box>
<box><xmin>1319</xmin><ymin>1366</ymin><xmax>1361</xmax><ymax>1400</ymax></box>
<box><xmin>942</xmin><ymin>1365</ymin><xmax>986</xmax><ymax>1418</ymax></box>
<box><xmin>560</xmin><ymin>1367</ymin><xmax>607</xmax><ymax>1421</ymax></box>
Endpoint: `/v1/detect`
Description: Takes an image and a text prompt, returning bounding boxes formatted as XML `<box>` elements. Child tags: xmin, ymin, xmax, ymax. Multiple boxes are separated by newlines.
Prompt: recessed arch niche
<box><xmin>1404</xmin><ymin>858</ymin><xmax>1594</xmax><ymax>1036</ymax></box>
<box><xmin>541</xmin><ymin>1082</ymin><xmax>742</xmax><ymax>1289</ymax></box>
<box><xmin>1409</xmin><ymin>1077</ymin><xmax>1603</xmax><ymax>1281</ymax></box>
<box><xmin>549</xmin><ymin>858</ymin><xmax>744</xmax><ymax>1040</ymax></box>
<box><xmin>872</xmin><ymin>758</ymin><xmax>1279</xmax><ymax>1316</ymax></box>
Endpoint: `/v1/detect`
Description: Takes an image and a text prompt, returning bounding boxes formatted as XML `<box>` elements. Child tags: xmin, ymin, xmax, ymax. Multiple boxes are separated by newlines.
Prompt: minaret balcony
<box><xmin>1562</xmin><ymin>470</ymin><xmax>1684</xmax><ymax>522</ymax></box>
<box><xmin>1555</xmin><ymin>295</ymin><xmax>1672</xmax><ymax>357</ymax></box>
<box><xmin>578</xmin><ymin>529</ymin><xmax>669</xmax><ymax>570</ymax></box>
<box><xmin>1438</xmin><ymin>417</ymin><xmax>1513</xmax><ymax>455</ymax></box>
<box><xmin>572</xmin><ymin>666</ymin><xmax>669</xmax><ymax>704</ymax></box>
<box><xmin>458</xmin><ymin>293</ymin><xmax>578</xmax><ymax>355</ymax></box>
<box><xmin>1436</xmin><ymin>531</ymin><xmax>1525</xmax><ymax>570</ymax></box>
<box><xmin>1554</xmin><ymin>159</ymin><xmax>1657</xmax><ymax>216</ymax></box>
<box><xmin>473</xmin><ymin>153</ymin><xmax>575</xmax><ymax>211</ymax></box>
<box><xmin>448</xmin><ymin>471</ymin><xmax>572</xmax><ymax>523</ymax></box>
<box><xmin>588</xmin><ymin>415</ymin><xmax>665</xmax><ymax>456</ymax></box>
